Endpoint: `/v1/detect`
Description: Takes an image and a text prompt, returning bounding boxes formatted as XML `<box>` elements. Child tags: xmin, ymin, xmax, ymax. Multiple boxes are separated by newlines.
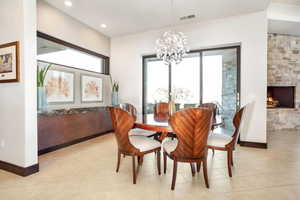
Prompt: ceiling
<box><xmin>272</xmin><ymin>0</ymin><xmax>300</xmax><ymax>6</ymax></box>
<box><xmin>43</xmin><ymin>0</ymin><xmax>271</xmax><ymax>37</ymax></box>
<box><xmin>268</xmin><ymin>0</ymin><xmax>300</xmax><ymax>36</ymax></box>
<box><xmin>269</xmin><ymin>19</ymin><xmax>300</xmax><ymax>36</ymax></box>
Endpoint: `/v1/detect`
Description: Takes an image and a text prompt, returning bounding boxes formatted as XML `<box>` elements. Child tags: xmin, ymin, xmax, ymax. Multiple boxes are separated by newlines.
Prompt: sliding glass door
<box><xmin>202</xmin><ymin>48</ymin><xmax>239</xmax><ymax>130</ymax></box>
<box><xmin>171</xmin><ymin>53</ymin><xmax>201</xmax><ymax>107</ymax></box>
<box><xmin>143</xmin><ymin>53</ymin><xmax>200</xmax><ymax>114</ymax></box>
<box><xmin>143</xmin><ymin>58</ymin><xmax>169</xmax><ymax>114</ymax></box>
<box><xmin>143</xmin><ymin>46</ymin><xmax>240</xmax><ymax>130</ymax></box>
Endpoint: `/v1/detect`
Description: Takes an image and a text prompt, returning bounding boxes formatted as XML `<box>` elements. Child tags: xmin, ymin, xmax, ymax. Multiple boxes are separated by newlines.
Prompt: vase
<box><xmin>111</xmin><ymin>92</ymin><xmax>119</xmax><ymax>106</ymax></box>
<box><xmin>168</xmin><ymin>100</ymin><xmax>176</xmax><ymax>115</ymax></box>
<box><xmin>175</xmin><ymin>103</ymin><xmax>181</xmax><ymax>111</ymax></box>
<box><xmin>38</xmin><ymin>87</ymin><xmax>47</xmax><ymax>112</ymax></box>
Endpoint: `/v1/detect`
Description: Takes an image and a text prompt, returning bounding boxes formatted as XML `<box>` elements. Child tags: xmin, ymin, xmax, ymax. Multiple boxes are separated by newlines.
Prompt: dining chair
<box><xmin>109</xmin><ymin>107</ymin><xmax>161</xmax><ymax>184</ymax></box>
<box><xmin>201</xmin><ymin>103</ymin><xmax>218</xmax><ymax>123</ymax></box>
<box><xmin>119</xmin><ymin>103</ymin><xmax>138</xmax><ymax>121</ymax></box>
<box><xmin>119</xmin><ymin>103</ymin><xmax>157</xmax><ymax>138</ymax></box>
<box><xmin>207</xmin><ymin>105</ymin><xmax>247</xmax><ymax>177</ymax></box>
<box><xmin>162</xmin><ymin>108</ymin><xmax>213</xmax><ymax>190</ymax></box>
<box><xmin>154</xmin><ymin>102</ymin><xmax>170</xmax><ymax>121</ymax></box>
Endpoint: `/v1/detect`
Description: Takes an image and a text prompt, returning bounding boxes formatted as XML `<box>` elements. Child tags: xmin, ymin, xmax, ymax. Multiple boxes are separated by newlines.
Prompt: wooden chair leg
<box><xmin>196</xmin><ymin>161</ymin><xmax>201</xmax><ymax>173</ymax></box>
<box><xmin>157</xmin><ymin>150</ymin><xmax>161</xmax><ymax>175</ymax></box>
<box><xmin>231</xmin><ymin>150</ymin><xmax>234</xmax><ymax>166</ymax></box>
<box><xmin>132</xmin><ymin>156</ymin><xmax>137</xmax><ymax>184</ymax></box>
<box><xmin>227</xmin><ymin>150</ymin><xmax>232</xmax><ymax>177</ymax></box>
<box><xmin>171</xmin><ymin>160</ymin><xmax>178</xmax><ymax>190</ymax></box>
<box><xmin>138</xmin><ymin>155</ymin><xmax>144</xmax><ymax>166</ymax></box>
<box><xmin>116</xmin><ymin>151</ymin><xmax>121</xmax><ymax>172</ymax></box>
<box><xmin>163</xmin><ymin>152</ymin><xmax>167</xmax><ymax>174</ymax></box>
<box><xmin>190</xmin><ymin>163</ymin><xmax>196</xmax><ymax>177</ymax></box>
<box><xmin>203</xmin><ymin>157</ymin><xmax>209</xmax><ymax>188</ymax></box>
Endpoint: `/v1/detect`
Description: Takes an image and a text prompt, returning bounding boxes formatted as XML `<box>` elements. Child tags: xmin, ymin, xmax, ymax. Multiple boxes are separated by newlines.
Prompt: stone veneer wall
<box><xmin>267</xmin><ymin>33</ymin><xmax>300</xmax><ymax>131</ymax></box>
<box><xmin>221</xmin><ymin>50</ymin><xmax>237</xmax><ymax>131</ymax></box>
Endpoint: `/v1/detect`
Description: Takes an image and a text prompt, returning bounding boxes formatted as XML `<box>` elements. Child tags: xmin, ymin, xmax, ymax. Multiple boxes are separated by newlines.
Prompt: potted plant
<box><xmin>37</xmin><ymin>64</ymin><xmax>52</xmax><ymax>112</ymax></box>
<box><xmin>111</xmin><ymin>81</ymin><xmax>119</xmax><ymax>106</ymax></box>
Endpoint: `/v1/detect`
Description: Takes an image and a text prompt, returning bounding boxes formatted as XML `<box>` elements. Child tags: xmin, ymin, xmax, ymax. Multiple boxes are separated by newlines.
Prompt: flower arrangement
<box><xmin>152</xmin><ymin>88</ymin><xmax>169</xmax><ymax>102</ymax></box>
<box><xmin>152</xmin><ymin>87</ymin><xmax>193</xmax><ymax>103</ymax></box>
<box><xmin>171</xmin><ymin>88</ymin><xmax>193</xmax><ymax>104</ymax></box>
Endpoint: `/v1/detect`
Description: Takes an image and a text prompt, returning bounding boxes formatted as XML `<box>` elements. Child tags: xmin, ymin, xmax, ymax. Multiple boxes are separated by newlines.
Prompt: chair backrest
<box><xmin>231</xmin><ymin>107</ymin><xmax>244</xmax><ymax>145</ymax></box>
<box><xmin>169</xmin><ymin>108</ymin><xmax>213</xmax><ymax>159</ymax></box>
<box><xmin>109</xmin><ymin>107</ymin><xmax>139</xmax><ymax>154</ymax></box>
<box><xmin>119</xmin><ymin>103</ymin><xmax>137</xmax><ymax>121</ymax></box>
<box><xmin>201</xmin><ymin>103</ymin><xmax>218</xmax><ymax>122</ymax></box>
<box><xmin>154</xmin><ymin>102</ymin><xmax>170</xmax><ymax>121</ymax></box>
<box><xmin>231</xmin><ymin>103</ymin><xmax>252</xmax><ymax>146</ymax></box>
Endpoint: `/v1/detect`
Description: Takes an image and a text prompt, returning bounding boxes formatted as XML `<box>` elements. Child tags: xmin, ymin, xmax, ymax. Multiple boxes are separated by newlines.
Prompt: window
<box><xmin>37</xmin><ymin>32</ymin><xmax>109</xmax><ymax>74</ymax></box>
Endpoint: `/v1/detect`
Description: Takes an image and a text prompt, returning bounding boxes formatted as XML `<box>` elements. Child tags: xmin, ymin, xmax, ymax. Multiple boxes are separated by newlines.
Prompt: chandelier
<box><xmin>156</xmin><ymin>31</ymin><xmax>188</xmax><ymax>65</ymax></box>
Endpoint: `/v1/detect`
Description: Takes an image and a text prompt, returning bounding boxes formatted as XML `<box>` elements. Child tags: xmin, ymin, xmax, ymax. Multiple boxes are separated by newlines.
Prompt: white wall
<box><xmin>0</xmin><ymin>0</ymin><xmax>37</xmax><ymax>167</ymax></box>
<box><xmin>111</xmin><ymin>11</ymin><xmax>268</xmax><ymax>143</ymax></box>
<box><xmin>37</xmin><ymin>0</ymin><xmax>110</xmax><ymax>57</ymax></box>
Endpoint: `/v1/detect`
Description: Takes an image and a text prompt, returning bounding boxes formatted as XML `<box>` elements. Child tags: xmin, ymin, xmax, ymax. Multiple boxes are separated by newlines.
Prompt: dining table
<box><xmin>134</xmin><ymin>113</ymin><xmax>224</xmax><ymax>141</ymax></box>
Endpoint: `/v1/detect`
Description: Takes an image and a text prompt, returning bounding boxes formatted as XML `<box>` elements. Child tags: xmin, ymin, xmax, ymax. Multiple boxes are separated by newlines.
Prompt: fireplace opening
<box><xmin>267</xmin><ymin>86</ymin><xmax>295</xmax><ymax>108</ymax></box>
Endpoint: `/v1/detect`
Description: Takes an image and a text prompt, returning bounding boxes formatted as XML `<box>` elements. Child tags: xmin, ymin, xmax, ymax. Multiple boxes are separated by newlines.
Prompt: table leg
<box><xmin>159</xmin><ymin>132</ymin><xmax>168</xmax><ymax>141</ymax></box>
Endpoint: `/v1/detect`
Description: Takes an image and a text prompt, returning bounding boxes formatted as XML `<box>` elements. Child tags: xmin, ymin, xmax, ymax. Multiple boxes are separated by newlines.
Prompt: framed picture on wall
<box><xmin>44</xmin><ymin>69</ymin><xmax>75</xmax><ymax>103</ymax></box>
<box><xmin>81</xmin><ymin>75</ymin><xmax>103</xmax><ymax>102</ymax></box>
<box><xmin>0</xmin><ymin>41</ymin><xmax>19</xmax><ymax>83</ymax></box>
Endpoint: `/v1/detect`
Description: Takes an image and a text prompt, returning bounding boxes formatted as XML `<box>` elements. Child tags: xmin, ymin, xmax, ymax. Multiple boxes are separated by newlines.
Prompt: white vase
<box><xmin>111</xmin><ymin>92</ymin><xmax>119</xmax><ymax>106</ymax></box>
<box><xmin>38</xmin><ymin>87</ymin><xmax>47</xmax><ymax>112</ymax></box>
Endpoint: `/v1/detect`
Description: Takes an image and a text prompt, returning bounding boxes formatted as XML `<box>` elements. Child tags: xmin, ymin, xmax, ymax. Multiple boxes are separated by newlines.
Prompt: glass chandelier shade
<box><xmin>156</xmin><ymin>30</ymin><xmax>189</xmax><ymax>65</ymax></box>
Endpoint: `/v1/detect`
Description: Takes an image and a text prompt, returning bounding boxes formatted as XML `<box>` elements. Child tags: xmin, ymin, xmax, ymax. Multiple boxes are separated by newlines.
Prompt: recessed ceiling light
<box><xmin>101</xmin><ymin>24</ymin><xmax>107</xmax><ymax>28</ymax></box>
<box><xmin>64</xmin><ymin>0</ymin><xmax>72</xmax><ymax>7</ymax></box>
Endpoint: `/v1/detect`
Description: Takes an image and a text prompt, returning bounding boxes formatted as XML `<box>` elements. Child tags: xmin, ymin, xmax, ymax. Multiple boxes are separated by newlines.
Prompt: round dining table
<box><xmin>134</xmin><ymin>113</ymin><xmax>224</xmax><ymax>141</ymax></box>
<box><xmin>134</xmin><ymin>114</ymin><xmax>172</xmax><ymax>141</ymax></box>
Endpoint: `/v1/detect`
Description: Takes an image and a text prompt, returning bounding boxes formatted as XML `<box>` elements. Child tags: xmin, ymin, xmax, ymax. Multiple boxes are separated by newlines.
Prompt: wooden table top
<box><xmin>134</xmin><ymin>114</ymin><xmax>172</xmax><ymax>133</ymax></box>
<box><xmin>134</xmin><ymin>114</ymin><xmax>223</xmax><ymax>133</ymax></box>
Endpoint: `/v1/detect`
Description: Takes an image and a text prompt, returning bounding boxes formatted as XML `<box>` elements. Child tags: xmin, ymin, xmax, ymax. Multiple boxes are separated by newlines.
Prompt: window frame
<box><xmin>142</xmin><ymin>45</ymin><xmax>241</xmax><ymax>114</ymax></box>
<box><xmin>37</xmin><ymin>31</ymin><xmax>110</xmax><ymax>75</ymax></box>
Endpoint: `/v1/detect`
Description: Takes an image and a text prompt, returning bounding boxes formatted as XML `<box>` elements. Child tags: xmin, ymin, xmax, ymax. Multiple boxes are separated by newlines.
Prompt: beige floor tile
<box><xmin>1</xmin><ymin>130</ymin><xmax>300</xmax><ymax>199</ymax></box>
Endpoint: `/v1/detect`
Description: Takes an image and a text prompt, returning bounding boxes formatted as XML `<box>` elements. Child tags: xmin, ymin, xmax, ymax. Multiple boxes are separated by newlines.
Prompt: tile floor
<box><xmin>1</xmin><ymin>130</ymin><xmax>300</xmax><ymax>200</ymax></box>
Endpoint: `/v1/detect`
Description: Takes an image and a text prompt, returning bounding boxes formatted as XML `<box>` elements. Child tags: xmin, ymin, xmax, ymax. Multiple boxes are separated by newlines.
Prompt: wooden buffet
<box><xmin>38</xmin><ymin>107</ymin><xmax>113</xmax><ymax>155</ymax></box>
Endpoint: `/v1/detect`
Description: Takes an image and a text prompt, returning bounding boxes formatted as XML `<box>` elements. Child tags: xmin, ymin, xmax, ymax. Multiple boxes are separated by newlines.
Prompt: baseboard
<box><xmin>38</xmin><ymin>131</ymin><xmax>112</xmax><ymax>155</ymax></box>
<box><xmin>239</xmin><ymin>141</ymin><xmax>268</xmax><ymax>149</ymax></box>
<box><xmin>0</xmin><ymin>160</ymin><xmax>39</xmax><ymax>177</ymax></box>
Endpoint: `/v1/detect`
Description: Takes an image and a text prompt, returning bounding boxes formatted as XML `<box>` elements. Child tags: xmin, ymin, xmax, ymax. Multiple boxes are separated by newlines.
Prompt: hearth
<box><xmin>267</xmin><ymin>86</ymin><xmax>295</xmax><ymax>108</ymax></box>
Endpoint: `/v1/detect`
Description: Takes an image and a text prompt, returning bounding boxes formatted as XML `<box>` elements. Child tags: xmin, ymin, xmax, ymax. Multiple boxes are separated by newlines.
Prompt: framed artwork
<box><xmin>0</xmin><ymin>41</ymin><xmax>19</xmax><ymax>83</ymax></box>
<box><xmin>81</xmin><ymin>75</ymin><xmax>103</xmax><ymax>102</ymax></box>
<box><xmin>44</xmin><ymin>69</ymin><xmax>75</xmax><ymax>103</ymax></box>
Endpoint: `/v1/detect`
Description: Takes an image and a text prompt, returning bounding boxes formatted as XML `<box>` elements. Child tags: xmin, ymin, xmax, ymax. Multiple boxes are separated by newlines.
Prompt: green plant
<box><xmin>109</xmin><ymin>75</ymin><xmax>119</xmax><ymax>92</ymax></box>
<box><xmin>112</xmin><ymin>81</ymin><xmax>119</xmax><ymax>92</ymax></box>
<box><xmin>37</xmin><ymin>64</ymin><xmax>52</xmax><ymax>87</ymax></box>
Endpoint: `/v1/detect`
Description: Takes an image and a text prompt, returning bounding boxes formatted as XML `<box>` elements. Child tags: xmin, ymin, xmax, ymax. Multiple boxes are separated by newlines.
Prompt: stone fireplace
<box><xmin>267</xmin><ymin>34</ymin><xmax>300</xmax><ymax>131</ymax></box>
<box><xmin>267</xmin><ymin>86</ymin><xmax>295</xmax><ymax>108</ymax></box>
